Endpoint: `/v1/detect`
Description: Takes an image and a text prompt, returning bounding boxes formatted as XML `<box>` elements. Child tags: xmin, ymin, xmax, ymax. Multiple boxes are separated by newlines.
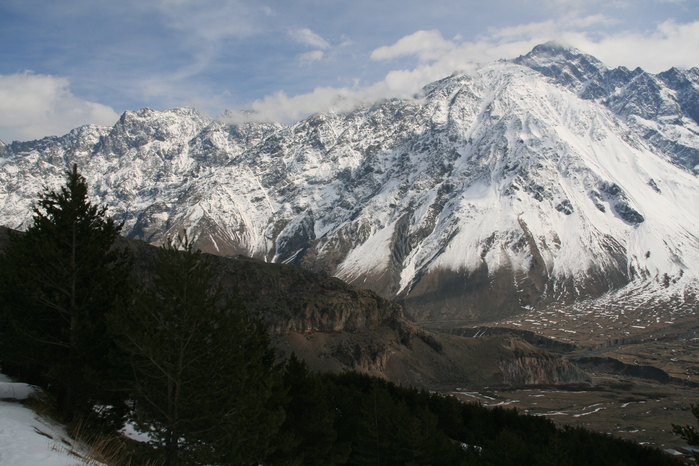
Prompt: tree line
<box><xmin>0</xmin><ymin>166</ymin><xmax>695</xmax><ymax>466</ymax></box>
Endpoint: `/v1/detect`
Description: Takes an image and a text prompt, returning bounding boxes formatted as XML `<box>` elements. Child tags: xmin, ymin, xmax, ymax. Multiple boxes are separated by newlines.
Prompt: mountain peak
<box><xmin>529</xmin><ymin>40</ymin><xmax>579</xmax><ymax>57</ymax></box>
<box><xmin>2</xmin><ymin>48</ymin><xmax>699</xmax><ymax>327</ymax></box>
<box><xmin>511</xmin><ymin>41</ymin><xmax>610</xmax><ymax>98</ymax></box>
<box><xmin>515</xmin><ymin>41</ymin><xmax>601</xmax><ymax>66</ymax></box>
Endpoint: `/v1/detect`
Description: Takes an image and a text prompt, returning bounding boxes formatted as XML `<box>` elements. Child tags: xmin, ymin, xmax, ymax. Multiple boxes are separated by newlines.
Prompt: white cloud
<box><xmin>223</xmin><ymin>16</ymin><xmax>699</xmax><ymax>126</ymax></box>
<box><xmin>371</xmin><ymin>30</ymin><xmax>455</xmax><ymax>61</ymax></box>
<box><xmin>221</xmin><ymin>82</ymin><xmax>397</xmax><ymax>126</ymax></box>
<box><xmin>222</xmin><ymin>88</ymin><xmax>370</xmax><ymax>125</ymax></box>
<box><xmin>299</xmin><ymin>50</ymin><xmax>325</xmax><ymax>63</ymax></box>
<box><xmin>369</xmin><ymin>15</ymin><xmax>699</xmax><ymax>73</ymax></box>
<box><xmin>0</xmin><ymin>72</ymin><xmax>120</xmax><ymax>143</ymax></box>
<box><xmin>219</xmin><ymin>63</ymin><xmax>468</xmax><ymax>126</ymax></box>
<box><xmin>290</xmin><ymin>28</ymin><xmax>331</xmax><ymax>49</ymax></box>
<box><xmin>577</xmin><ymin>20</ymin><xmax>699</xmax><ymax>72</ymax></box>
<box><xmin>486</xmin><ymin>14</ymin><xmax>613</xmax><ymax>43</ymax></box>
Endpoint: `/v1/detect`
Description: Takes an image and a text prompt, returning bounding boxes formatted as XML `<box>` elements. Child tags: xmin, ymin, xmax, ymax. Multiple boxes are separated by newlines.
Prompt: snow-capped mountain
<box><xmin>2</xmin><ymin>42</ymin><xmax>699</xmax><ymax>325</ymax></box>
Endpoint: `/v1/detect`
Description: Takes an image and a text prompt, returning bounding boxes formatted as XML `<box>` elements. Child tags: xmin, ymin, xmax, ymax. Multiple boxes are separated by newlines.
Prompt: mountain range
<box><xmin>2</xmin><ymin>41</ymin><xmax>699</xmax><ymax>327</ymax></box>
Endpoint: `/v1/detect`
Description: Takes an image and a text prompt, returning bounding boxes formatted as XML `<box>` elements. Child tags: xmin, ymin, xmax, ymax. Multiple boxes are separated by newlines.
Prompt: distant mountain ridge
<box><xmin>2</xmin><ymin>42</ymin><xmax>699</xmax><ymax>326</ymax></box>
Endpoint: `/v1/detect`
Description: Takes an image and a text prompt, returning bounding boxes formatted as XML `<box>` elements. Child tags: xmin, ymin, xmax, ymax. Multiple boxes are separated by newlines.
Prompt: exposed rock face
<box><xmin>495</xmin><ymin>336</ymin><xmax>592</xmax><ymax>386</ymax></box>
<box><xmin>3</xmin><ymin>44</ymin><xmax>699</xmax><ymax>326</ymax></box>
<box><xmin>213</xmin><ymin>254</ymin><xmax>404</xmax><ymax>335</ymax></box>
<box><xmin>490</xmin><ymin>335</ymin><xmax>592</xmax><ymax>386</ymax></box>
<box><xmin>122</xmin><ymin>231</ymin><xmax>402</xmax><ymax>335</ymax></box>
<box><xmin>500</xmin><ymin>355</ymin><xmax>592</xmax><ymax>386</ymax></box>
<box><xmin>118</xmin><ymin>231</ymin><xmax>591</xmax><ymax>389</ymax></box>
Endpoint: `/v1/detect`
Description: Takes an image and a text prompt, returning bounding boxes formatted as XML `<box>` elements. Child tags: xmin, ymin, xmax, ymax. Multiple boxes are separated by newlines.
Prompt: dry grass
<box><xmin>66</xmin><ymin>418</ymin><xmax>162</xmax><ymax>466</ymax></box>
<box><xmin>66</xmin><ymin>418</ymin><xmax>132</xmax><ymax>466</ymax></box>
<box><xmin>17</xmin><ymin>390</ymin><xmax>160</xmax><ymax>466</ymax></box>
<box><xmin>21</xmin><ymin>389</ymin><xmax>59</xmax><ymax>418</ymax></box>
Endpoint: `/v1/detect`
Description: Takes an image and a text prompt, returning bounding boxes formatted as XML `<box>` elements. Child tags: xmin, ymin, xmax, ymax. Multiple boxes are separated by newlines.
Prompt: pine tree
<box><xmin>350</xmin><ymin>384</ymin><xmax>437</xmax><ymax>466</ymax></box>
<box><xmin>673</xmin><ymin>403</ymin><xmax>699</xmax><ymax>460</ymax></box>
<box><xmin>109</xmin><ymin>235</ymin><xmax>284</xmax><ymax>466</ymax></box>
<box><xmin>537</xmin><ymin>430</ymin><xmax>572</xmax><ymax>466</ymax></box>
<box><xmin>0</xmin><ymin>164</ymin><xmax>130</xmax><ymax>423</ymax></box>
<box><xmin>268</xmin><ymin>353</ymin><xmax>349</xmax><ymax>466</ymax></box>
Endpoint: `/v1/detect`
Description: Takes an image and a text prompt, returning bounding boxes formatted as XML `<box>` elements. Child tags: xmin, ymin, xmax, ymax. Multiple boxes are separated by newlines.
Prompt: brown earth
<box><xmin>451</xmin><ymin>376</ymin><xmax>698</xmax><ymax>453</ymax></box>
<box><xmin>272</xmin><ymin>330</ymin><xmax>590</xmax><ymax>390</ymax></box>
<box><xmin>5</xmin><ymin>225</ymin><xmax>697</xmax><ymax>452</ymax></box>
<box><xmin>445</xmin><ymin>287</ymin><xmax>699</xmax><ymax>454</ymax></box>
<box><xmin>0</xmin><ymin>227</ymin><xmax>592</xmax><ymax>392</ymax></box>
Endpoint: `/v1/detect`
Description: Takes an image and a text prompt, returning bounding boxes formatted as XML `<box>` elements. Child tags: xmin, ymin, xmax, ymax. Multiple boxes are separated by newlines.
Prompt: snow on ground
<box><xmin>0</xmin><ymin>373</ymin><xmax>99</xmax><ymax>466</ymax></box>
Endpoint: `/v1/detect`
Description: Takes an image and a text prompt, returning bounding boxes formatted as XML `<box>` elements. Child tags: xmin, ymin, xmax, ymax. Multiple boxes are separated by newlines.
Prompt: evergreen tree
<box><xmin>268</xmin><ymin>353</ymin><xmax>349</xmax><ymax>466</ymax></box>
<box><xmin>673</xmin><ymin>403</ymin><xmax>699</xmax><ymax>460</ymax></box>
<box><xmin>350</xmin><ymin>383</ymin><xmax>445</xmax><ymax>466</ymax></box>
<box><xmin>537</xmin><ymin>430</ymin><xmax>572</xmax><ymax>466</ymax></box>
<box><xmin>109</xmin><ymin>235</ymin><xmax>284</xmax><ymax>466</ymax></box>
<box><xmin>0</xmin><ymin>164</ymin><xmax>130</xmax><ymax>423</ymax></box>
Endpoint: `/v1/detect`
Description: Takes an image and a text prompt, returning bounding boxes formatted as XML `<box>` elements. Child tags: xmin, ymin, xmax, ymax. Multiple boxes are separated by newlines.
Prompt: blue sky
<box><xmin>1</xmin><ymin>0</ymin><xmax>699</xmax><ymax>143</ymax></box>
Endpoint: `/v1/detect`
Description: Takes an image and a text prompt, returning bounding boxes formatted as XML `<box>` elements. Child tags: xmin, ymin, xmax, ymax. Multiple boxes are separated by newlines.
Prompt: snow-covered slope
<box><xmin>0</xmin><ymin>373</ymin><xmax>96</xmax><ymax>466</ymax></box>
<box><xmin>2</xmin><ymin>43</ymin><xmax>699</xmax><ymax>325</ymax></box>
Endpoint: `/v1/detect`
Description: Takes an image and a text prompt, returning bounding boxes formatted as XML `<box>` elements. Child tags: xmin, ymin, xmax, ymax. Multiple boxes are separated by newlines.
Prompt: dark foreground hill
<box><xmin>122</xmin><ymin>230</ymin><xmax>593</xmax><ymax>390</ymax></box>
<box><xmin>4</xmin><ymin>225</ymin><xmax>694</xmax><ymax>466</ymax></box>
<box><xmin>0</xmin><ymin>226</ymin><xmax>589</xmax><ymax>390</ymax></box>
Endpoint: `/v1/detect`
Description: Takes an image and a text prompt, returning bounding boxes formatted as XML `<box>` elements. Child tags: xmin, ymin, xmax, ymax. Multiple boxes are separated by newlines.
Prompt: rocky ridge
<box><xmin>2</xmin><ymin>43</ymin><xmax>699</xmax><ymax>325</ymax></box>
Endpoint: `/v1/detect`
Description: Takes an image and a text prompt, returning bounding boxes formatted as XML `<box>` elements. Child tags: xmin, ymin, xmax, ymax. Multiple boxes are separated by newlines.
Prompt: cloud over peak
<box><xmin>371</xmin><ymin>30</ymin><xmax>455</xmax><ymax>62</ymax></box>
<box><xmin>0</xmin><ymin>72</ymin><xmax>119</xmax><ymax>143</ymax></box>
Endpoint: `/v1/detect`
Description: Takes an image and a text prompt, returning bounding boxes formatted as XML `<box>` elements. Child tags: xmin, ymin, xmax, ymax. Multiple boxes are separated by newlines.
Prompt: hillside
<box><xmin>2</xmin><ymin>43</ymin><xmax>699</xmax><ymax>327</ymax></box>
<box><xmin>104</xmin><ymin>228</ymin><xmax>588</xmax><ymax>390</ymax></box>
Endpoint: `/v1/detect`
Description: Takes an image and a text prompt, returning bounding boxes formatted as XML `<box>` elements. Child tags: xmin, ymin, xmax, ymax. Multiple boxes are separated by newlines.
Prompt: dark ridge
<box><xmin>2</xmin><ymin>225</ymin><xmax>592</xmax><ymax>391</ymax></box>
<box><xmin>572</xmin><ymin>356</ymin><xmax>699</xmax><ymax>388</ymax></box>
<box><xmin>446</xmin><ymin>326</ymin><xmax>577</xmax><ymax>353</ymax></box>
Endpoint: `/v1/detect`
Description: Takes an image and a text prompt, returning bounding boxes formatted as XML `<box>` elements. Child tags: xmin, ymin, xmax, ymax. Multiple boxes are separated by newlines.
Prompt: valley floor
<box><xmin>451</xmin><ymin>375</ymin><xmax>697</xmax><ymax>453</ymax></box>
<box><xmin>441</xmin><ymin>286</ymin><xmax>699</xmax><ymax>457</ymax></box>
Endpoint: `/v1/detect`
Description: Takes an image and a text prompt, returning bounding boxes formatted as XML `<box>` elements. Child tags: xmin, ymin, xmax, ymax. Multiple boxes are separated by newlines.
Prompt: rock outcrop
<box><xmin>4</xmin><ymin>44</ymin><xmax>698</xmax><ymax>327</ymax></box>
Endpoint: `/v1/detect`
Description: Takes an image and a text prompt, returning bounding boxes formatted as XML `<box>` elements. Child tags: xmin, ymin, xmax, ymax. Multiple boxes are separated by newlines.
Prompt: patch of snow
<box><xmin>0</xmin><ymin>398</ymin><xmax>97</xmax><ymax>466</ymax></box>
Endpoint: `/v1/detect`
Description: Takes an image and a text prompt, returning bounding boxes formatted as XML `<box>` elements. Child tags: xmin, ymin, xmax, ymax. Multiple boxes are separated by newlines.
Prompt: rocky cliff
<box><xmin>0</xmin><ymin>226</ymin><xmax>588</xmax><ymax>389</ymax></box>
<box><xmin>2</xmin><ymin>43</ymin><xmax>699</xmax><ymax>326</ymax></box>
<box><xmin>499</xmin><ymin>338</ymin><xmax>592</xmax><ymax>386</ymax></box>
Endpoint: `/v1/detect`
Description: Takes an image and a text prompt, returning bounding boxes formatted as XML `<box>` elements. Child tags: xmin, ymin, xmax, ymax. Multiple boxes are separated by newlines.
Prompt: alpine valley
<box><xmin>3</xmin><ymin>41</ymin><xmax>699</xmax><ymax>454</ymax></box>
<box><xmin>2</xmin><ymin>41</ymin><xmax>699</xmax><ymax>335</ymax></box>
